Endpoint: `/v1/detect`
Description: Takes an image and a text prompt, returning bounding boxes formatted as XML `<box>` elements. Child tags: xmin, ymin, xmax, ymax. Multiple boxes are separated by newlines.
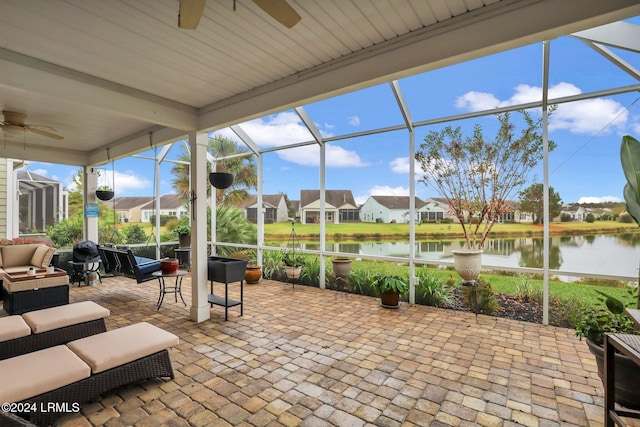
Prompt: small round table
<box><xmin>152</xmin><ymin>269</ymin><xmax>188</xmax><ymax>310</ymax></box>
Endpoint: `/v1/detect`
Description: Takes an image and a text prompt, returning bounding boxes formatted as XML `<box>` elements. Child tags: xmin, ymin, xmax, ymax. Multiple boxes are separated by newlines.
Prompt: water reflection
<box><xmin>290</xmin><ymin>233</ymin><xmax>640</xmax><ymax>277</ymax></box>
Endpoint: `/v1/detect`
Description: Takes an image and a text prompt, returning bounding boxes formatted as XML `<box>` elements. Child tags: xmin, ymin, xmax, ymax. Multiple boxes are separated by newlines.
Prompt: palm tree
<box><xmin>171</xmin><ymin>134</ymin><xmax>257</xmax><ymax>204</ymax></box>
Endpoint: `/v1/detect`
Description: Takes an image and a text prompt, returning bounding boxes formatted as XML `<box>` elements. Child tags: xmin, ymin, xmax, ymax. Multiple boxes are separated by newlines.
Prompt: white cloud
<box><xmin>550</xmin><ymin>98</ymin><xmax>628</xmax><ymax>135</ymax></box>
<box><xmin>348</xmin><ymin>115</ymin><xmax>360</xmax><ymax>127</ymax></box>
<box><xmin>389</xmin><ymin>156</ymin><xmax>428</xmax><ymax>177</ymax></box>
<box><xmin>31</xmin><ymin>168</ymin><xmax>48</xmax><ymax>177</ymax></box>
<box><xmin>577</xmin><ymin>196</ymin><xmax>622</xmax><ymax>204</ymax></box>
<box><xmin>102</xmin><ymin>170</ymin><xmax>151</xmax><ymax>195</ymax></box>
<box><xmin>277</xmin><ymin>144</ymin><xmax>368</xmax><ymax>167</ymax></box>
<box><xmin>456</xmin><ymin>82</ymin><xmax>582</xmax><ymax>110</ymax></box>
<box><xmin>455</xmin><ymin>82</ymin><xmax>628</xmax><ymax>135</ymax></box>
<box><xmin>355</xmin><ymin>185</ymin><xmax>410</xmax><ymax>205</ymax></box>
<box><xmin>226</xmin><ymin>112</ymin><xmax>365</xmax><ymax>168</ymax></box>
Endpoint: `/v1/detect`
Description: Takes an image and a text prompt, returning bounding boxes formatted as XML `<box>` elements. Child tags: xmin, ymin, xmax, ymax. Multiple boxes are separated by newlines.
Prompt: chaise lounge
<box><xmin>0</xmin><ymin>322</ymin><xmax>178</xmax><ymax>426</ymax></box>
<box><xmin>0</xmin><ymin>301</ymin><xmax>110</xmax><ymax>360</ymax></box>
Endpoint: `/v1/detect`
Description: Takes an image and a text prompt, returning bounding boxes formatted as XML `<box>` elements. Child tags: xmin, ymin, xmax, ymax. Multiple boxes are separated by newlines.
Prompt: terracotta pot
<box><xmin>332</xmin><ymin>258</ymin><xmax>352</xmax><ymax>278</ymax></box>
<box><xmin>587</xmin><ymin>338</ymin><xmax>640</xmax><ymax>410</ymax></box>
<box><xmin>452</xmin><ymin>249</ymin><xmax>483</xmax><ymax>282</ymax></box>
<box><xmin>245</xmin><ymin>265</ymin><xmax>262</xmax><ymax>283</ymax></box>
<box><xmin>161</xmin><ymin>258</ymin><xmax>180</xmax><ymax>275</ymax></box>
<box><xmin>380</xmin><ymin>290</ymin><xmax>400</xmax><ymax>309</ymax></box>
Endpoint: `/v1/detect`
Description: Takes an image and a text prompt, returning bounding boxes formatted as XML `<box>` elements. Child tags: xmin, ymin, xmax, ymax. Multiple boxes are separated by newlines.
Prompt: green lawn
<box><xmin>264</xmin><ymin>221</ymin><xmax>639</xmax><ymax>240</ymax></box>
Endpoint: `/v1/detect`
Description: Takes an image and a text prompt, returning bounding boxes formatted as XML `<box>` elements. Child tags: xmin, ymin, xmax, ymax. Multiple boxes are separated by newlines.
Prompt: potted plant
<box><xmin>371</xmin><ymin>273</ymin><xmax>408</xmax><ymax>309</ymax></box>
<box><xmin>95</xmin><ymin>185</ymin><xmax>114</xmax><ymax>201</ymax></box>
<box><xmin>332</xmin><ymin>257</ymin><xmax>352</xmax><ymax>278</ymax></box>
<box><xmin>172</xmin><ymin>223</ymin><xmax>191</xmax><ymax>248</ymax></box>
<box><xmin>282</xmin><ymin>251</ymin><xmax>304</xmax><ymax>279</ymax></box>
<box><xmin>245</xmin><ymin>254</ymin><xmax>262</xmax><ymax>284</ymax></box>
<box><xmin>574</xmin><ymin>289</ymin><xmax>639</xmax><ymax>409</ymax></box>
<box><xmin>415</xmin><ymin>111</ymin><xmax>551</xmax><ymax>281</ymax></box>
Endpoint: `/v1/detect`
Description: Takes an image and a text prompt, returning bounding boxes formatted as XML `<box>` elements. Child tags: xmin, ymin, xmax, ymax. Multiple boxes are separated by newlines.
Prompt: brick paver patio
<box><xmin>4</xmin><ymin>274</ymin><xmax>615</xmax><ymax>426</ymax></box>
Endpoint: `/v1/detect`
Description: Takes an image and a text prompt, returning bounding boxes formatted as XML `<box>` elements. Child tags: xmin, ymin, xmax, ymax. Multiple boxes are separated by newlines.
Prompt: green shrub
<box><xmin>619</xmin><ymin>212</ymin><xmax>634</xmax><ymax>223</ymax></box>
<box><xmin>515</xmin><ymin>276</ymin><xmax>543</xmax><ymax>303</ymax></box>
<box><xmin>415</xmin><ymin>269</ymin><xmax>455</xmax><ymax>308</ymax></box>
<box><xmin>585</xmin><ymin>213</ymin><xmax>595</xmax><ymax>223</ymax></box>
<box><xmin>124</xmin><ymin>224</ymin><xmax>147</xmax><ymax>244</ymax></box>
<box><xmin>461</xmin><ymin>279</ymin><xmax>499</xmax><ymax>314</ymax></box>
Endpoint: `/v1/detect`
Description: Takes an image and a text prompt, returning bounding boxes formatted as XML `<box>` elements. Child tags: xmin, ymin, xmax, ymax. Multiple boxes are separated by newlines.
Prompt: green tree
<box><xmin>211</xmin><ymin>204</ymin><xmax>257</xmax><ymax>256</ymax></box>
<box><xmin>282</xmin><ymin>192</ymin><xmax>296</xmax><ymax>219</ymax></box>
<box><xmin>171</xmin><ymin>135</ymin><xmax>257</xmax><ymax>205</ymax></box>
<box><xmin>124</xmin><ymin>224</ymin><xmax>148</xmax><ymax>244</ymax></box>
<box><xmin>416</xmin><ymin>110</ymin><xmax>555</xmax><ymax>249</ymax></box>
<box><xmin>518</xmin><ymin>183</ymin><xmax>562</xmax><ymax>224</ymax></box>
<box><xmin>67</xmin><ymin>169</ymin><xmax>84</xmax><ymax>217</ymax></box>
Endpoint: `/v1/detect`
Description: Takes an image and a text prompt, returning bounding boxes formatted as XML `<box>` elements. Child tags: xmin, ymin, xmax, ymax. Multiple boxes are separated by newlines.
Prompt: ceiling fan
<box><xmin>178</xmin><ymin>0</ymin><xmax>301</xmax><ymax>30</ymax></box>
<box><xmin>0</xmin><ymin>111</ymin><xmax>64</xmax><ymax>141</ymax></box>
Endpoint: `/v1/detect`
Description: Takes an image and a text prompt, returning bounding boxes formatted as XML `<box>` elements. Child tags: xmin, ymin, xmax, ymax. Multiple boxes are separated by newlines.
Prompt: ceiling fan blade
<box><xmin>253</xmin><ymin>0</ymin><xmax>301</xmax><ymax>28</ymax></box>
<box><xmin>179</xmin><ymin>0</ymin><xmax>206</xmax><ymax>29</ymax></box>
<box><xmin>26</xmin><ymin>127</ymin><xmax>64</xmax><ymax>140</ymax></box>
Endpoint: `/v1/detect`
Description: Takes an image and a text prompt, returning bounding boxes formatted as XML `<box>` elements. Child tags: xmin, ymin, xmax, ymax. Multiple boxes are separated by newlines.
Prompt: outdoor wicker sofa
<box><xmin>0</xmin><ymin>301</ymin><xmax>110</xmax><ymax>360</ymax></box>
<box><xmin>0</xmin><ymin>322</ymin><xmax>178</xmax><ymax>426</ymax></box>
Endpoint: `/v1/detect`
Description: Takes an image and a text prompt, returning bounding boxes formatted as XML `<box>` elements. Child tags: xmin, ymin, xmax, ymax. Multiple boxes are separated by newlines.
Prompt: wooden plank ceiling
<box><xmin>0</xmin><ymin>0</ymin><xmax>639</xmax><ymax>165</ymax></box>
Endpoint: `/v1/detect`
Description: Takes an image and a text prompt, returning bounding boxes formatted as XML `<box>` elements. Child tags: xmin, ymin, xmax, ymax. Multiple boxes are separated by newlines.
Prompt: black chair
<box><xmin>98</xmin><ymin>245</ymin><xmax>161</xmax><ymax>283</ymax></box>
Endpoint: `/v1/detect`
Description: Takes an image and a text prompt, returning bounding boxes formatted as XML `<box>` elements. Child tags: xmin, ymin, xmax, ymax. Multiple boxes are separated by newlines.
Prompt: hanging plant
<box><xmin>96</xmin><ymin>185</ymin><xmax>114</xmax><ymax>201</ymax></box>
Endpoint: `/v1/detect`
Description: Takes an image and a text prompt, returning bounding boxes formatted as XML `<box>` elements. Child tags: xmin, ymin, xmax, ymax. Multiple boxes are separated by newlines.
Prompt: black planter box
<box><xmin>2</xmin><ymin>285</ymin><xmax>69</xmax><ymax>315</ymax></box>
<box><xmin>207</xmin><ymin>257</ymin><xmax>247</xmax><ymax>283</ymax></box>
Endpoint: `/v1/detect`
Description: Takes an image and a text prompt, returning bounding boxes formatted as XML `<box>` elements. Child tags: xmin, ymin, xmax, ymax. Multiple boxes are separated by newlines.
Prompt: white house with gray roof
<box><xmin>359</xmin><ymin>196</ymin><xmax>428</xmax><ymax>223</ymax></box>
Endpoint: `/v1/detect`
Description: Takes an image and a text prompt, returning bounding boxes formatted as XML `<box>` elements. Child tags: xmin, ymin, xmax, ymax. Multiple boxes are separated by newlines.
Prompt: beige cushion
<box><xmin>30</xmin><ymin>245</ymin><xmax>56</xmax><ymax>268</ymax></box>
<box><xmin>22</xmin><ymin>301</ymin><xmax>110</xmax><ymax>334</ymax></box>
<box><xmin>0</xmin><ymin>345</ymin><xmax>90</xmax><ymax>403</ymax></box>
<box><xmin>68</xmin><ymin>322</ymin><xmax>179</xmax><ymax>374</ymax></box>
<box><xmin>0</xmin><ymin>316</ymin><xmax>31</xmax><ymax>342</ymax></box>
<box><xmin>2</xmin><ymin>274</ymin><xmax>68</xmax><ymax>292</ymax></box>
<box><xmin>1</xmin><ymin>244</ymin><xmax>39</xmax><ymax>268</ymax></box>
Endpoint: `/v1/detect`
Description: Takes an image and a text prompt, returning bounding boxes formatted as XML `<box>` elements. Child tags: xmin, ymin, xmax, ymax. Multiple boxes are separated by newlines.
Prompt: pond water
<box><xmin>298</xmin><ymin>233</ymin><xmax>640</xmax><ymax>279</ymax></box>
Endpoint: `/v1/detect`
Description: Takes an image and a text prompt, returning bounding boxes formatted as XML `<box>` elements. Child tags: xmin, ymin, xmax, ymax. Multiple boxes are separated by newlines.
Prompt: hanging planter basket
<box><xmin>96</xmin><ymin>189</ymin><xmax>114</xmax><ymax>201</ymax></box>
<box><xmin>209</xmin><ymin>172</ymin><xmax>233</xmax><ymax>189</ymax></box>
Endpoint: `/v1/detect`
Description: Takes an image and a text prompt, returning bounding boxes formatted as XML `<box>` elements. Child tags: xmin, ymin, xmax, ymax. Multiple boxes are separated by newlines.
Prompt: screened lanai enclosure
<box><xmin>1</xmin><ymin>0</ymin><xmax>640</xmax><ymax>323</ymax></box>
<box><xmin>16</xmin><ymin>170</ymin><xmax>67</xmax><ymax>234</ymax></box>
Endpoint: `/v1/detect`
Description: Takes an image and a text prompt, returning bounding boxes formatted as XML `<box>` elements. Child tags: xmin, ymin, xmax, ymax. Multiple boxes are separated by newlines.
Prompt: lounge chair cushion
<box><xmin>0</xmin><ymin>316</ymin><xmax>31</xmax><ymax>342</ymax></box>
<box><xmin>67</xmin><ymin>322</ymin><xmax>179</xmax><ymax>374</ymax></box>
<box><xmin>22</xmin><ymin>301</ymin><xmax>110</xmax><ymax>334</ymax></box>
<box><xmin>30</xmin><ymin>246</ymin><xmax>56</xmax><ymax>268</ymax></box>
<box><xmin>2</xmin><ymin>244</ymin><xmax>40</xmax><ymax>268</ymax></box>
<box><xmin>0</xmin><ymin>345</ymin><xmax>90</xmax><ymax>403</ymax></box>
<box><xmin>135</xmin><ymin>256</ymin><xmax>162</xmax><ymax>276</ymax></box>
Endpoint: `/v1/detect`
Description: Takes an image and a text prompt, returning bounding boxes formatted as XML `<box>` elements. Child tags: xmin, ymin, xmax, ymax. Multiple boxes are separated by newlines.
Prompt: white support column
<box><xmin>542</xmin><ymin>40</ymin><xmax>551</xmax><ymax>326</ymax></box>
<box><xmin>84</xmin><ymin>166</ymin><xmax>99</xmax><ymax>243</ymax></box>
<box><xmin>319</xmin><ymin>142</ymin><xmax>326</xmax><ymax>289</ymax></box>
<box><xmin>256</xmin><ymin>154</ymin><xmax>264</xmax><ymax>266</ymax></box>
<box><xmin>154</xmin><ymin>156</ymin><xmax>161</xmax><ymax>260</ymax></box>
<box><xmin>408</xmin><ymin>128</ymin><xmax>416</xmax><ymax>304</ymax></box>
<box><xmin>7</xmin><ymin>160</ymin><xmax>18</xmax><ymax>239</ymax></box>
<box><xmin>189</xmin><ymin>131</ymin><xmax>211</xmax><ymax>323</ymax></box>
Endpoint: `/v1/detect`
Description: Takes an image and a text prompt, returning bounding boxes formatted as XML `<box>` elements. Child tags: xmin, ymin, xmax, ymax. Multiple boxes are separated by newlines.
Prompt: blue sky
<box><xmin>26</xmin><ymin>19</ymin><xmax>640</xmax><ymax>206</ymax></box>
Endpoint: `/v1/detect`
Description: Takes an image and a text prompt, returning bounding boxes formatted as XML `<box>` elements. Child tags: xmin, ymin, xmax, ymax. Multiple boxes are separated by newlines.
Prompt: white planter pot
<box><xmin>285</xmin><ymin>266</ymin><xmax>301</xmax><ymax>279</ymax></box>
<box><xmin>452</xmin><ymin>250</ymin><xmax>483</xmax><ymax>281</ymax></box>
